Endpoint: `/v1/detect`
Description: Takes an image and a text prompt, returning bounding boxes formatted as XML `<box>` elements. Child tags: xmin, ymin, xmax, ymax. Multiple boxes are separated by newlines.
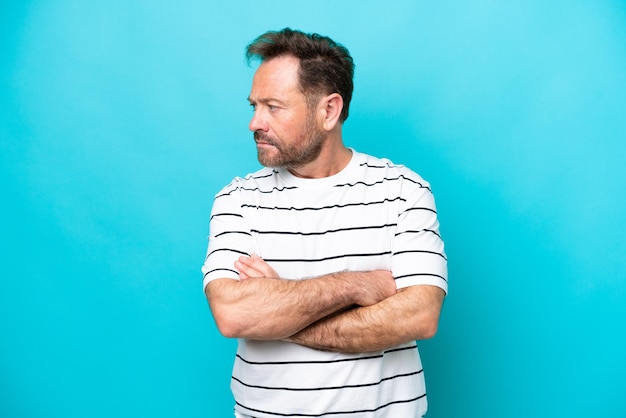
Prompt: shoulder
<box><xmin>215</xmin><ymin>167</ymin><xmax>279</xmax><ymax>198</ymax></box>
<box><xmin>352</xmin><ymin>151</ymin><xmax>431</xmax><ymax>191</ymax></box>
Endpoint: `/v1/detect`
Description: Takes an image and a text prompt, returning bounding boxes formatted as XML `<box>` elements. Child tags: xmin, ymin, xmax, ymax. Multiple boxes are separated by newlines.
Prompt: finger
<box><xmin>235</xmin><ymin>260</ymin><xmax>251</xmax><ymax>280</ymax></box>
<box><xmin>235</xmin><ymin>255</ymin><xmax>279</xmax><ymax>279</ymax></box>
<box><xmin>247</xmin><ymin>256</ymin><xmax>279</xmax><ymax>278</ymax></box>
<box><xmin>234</xmin><ymin>259</ymin><xmax>264</xmax><ymax>279</ymax></box>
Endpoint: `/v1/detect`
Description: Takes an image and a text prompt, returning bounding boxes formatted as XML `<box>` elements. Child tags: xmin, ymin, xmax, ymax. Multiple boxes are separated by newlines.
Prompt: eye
<box><xmin>268</xmin><ymin>104</ymin><xmax>278</xmax><ymax>112</ymax></box>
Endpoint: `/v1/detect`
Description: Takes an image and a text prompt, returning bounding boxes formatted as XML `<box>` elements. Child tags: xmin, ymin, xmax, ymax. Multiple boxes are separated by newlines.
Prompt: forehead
<box><xmin>249</xmin><ymin>55</ymin><xmax>303</xmax><ymax>102</ymax></box>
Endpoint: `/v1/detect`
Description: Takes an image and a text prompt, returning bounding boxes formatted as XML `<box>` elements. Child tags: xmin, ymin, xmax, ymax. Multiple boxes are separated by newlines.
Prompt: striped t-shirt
<box><xmin>202</xmin><ymin>150</ymin><xmax>448</xmax><ymax>418</ymax></box>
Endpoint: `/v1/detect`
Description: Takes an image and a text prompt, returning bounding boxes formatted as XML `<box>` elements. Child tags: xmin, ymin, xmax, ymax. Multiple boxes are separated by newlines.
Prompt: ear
<box><xmin>319</xmin><ymin>93</ymin><xmax>344</xmax><ymax>131</ymax></box>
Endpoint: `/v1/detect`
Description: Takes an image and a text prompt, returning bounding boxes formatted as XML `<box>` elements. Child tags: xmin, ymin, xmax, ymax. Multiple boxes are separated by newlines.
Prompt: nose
<box><xmin>249</xmin><ymin>110</ymin><xmax>268</xmax><ymax>132</ymax></box>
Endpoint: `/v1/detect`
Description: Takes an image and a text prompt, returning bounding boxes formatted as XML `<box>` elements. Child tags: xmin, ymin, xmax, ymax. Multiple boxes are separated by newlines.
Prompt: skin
<box><xmin>247</xmin><ymin>55</ymin><xmax>352</xmax><ymax>178</ymax></box>
<box><xmin>205</xmin><ymin>54</ymin><xmax>445</xmax><ymax>352</ymax></box>
<box><xmin>208</xmin><ymin>256</ymin><xmax>396</xmax><ymax>340</ymax></box>
<box><xmin>239</xmin><ymin>256</ymin><xmax>445</xmax><ymax>353</ymax></box>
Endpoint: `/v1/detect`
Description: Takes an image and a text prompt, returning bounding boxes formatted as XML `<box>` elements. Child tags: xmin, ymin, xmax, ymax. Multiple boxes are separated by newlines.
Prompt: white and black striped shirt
<box><xmin>202</xmin><ymin>150</ymin><xmax>448</xmax><ymax>418</ymax></box>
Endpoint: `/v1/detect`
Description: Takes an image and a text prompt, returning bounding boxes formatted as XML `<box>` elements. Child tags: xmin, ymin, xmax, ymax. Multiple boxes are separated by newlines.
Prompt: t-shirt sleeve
<box><xmin>391</xmin><ymin>180</ymin><xmax>448</xmax><ymax>293</ymax></box>
<box><xmin>201</xmin><ymin>184</ymin><xmax>255</xmax><ymax>291</ymax></box>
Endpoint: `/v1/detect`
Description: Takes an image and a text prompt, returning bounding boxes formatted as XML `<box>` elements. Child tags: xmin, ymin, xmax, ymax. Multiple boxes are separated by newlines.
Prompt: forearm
<box><xmin>285</xmin><ymin>285</ymin><xmax>445</xmax><ymax>353</ymax></box>
<box><xmin>206</xmin><ymin>270</ymin><xmax>394</xmax><ymax>340</ymax></box>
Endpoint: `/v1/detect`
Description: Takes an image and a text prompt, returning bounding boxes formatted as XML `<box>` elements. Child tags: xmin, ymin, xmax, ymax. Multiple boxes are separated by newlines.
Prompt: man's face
<box><xmin>248</xmin><ymin>55</ymin><xmax>325</xmax><ymax>169</ymax></box>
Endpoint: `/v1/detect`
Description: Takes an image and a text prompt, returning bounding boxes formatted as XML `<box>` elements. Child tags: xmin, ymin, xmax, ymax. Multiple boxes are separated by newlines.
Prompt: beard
<box><xmin>254</xmin><ymin>114</ymin><xmax>325</xmax><ymax>169</ymax></box>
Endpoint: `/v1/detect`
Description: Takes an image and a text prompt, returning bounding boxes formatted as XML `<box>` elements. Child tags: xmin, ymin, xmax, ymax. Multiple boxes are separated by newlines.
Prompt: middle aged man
<box><xmin>202</xmin><ymin>28</ymin><xmax>448</xmax><ymax>418</ymax></box>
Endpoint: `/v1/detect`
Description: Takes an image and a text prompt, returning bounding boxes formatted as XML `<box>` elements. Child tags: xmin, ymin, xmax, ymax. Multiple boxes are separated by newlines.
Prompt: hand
<box><xmin>234</xmin><ymin>254</ymin><xmax>280</xmax><ymax>280</ymax></box>
<box><xmin>352</xmin><ymin>270</ymin><xmax>396</xmax><ymax>306</ymax></box>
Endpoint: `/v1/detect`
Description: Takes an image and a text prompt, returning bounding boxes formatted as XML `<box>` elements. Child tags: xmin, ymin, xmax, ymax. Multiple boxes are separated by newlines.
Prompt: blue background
<box><xmin>2</xmin><ymin>1</ymin><xmax>625</xmax><ymax>417</ymax></box>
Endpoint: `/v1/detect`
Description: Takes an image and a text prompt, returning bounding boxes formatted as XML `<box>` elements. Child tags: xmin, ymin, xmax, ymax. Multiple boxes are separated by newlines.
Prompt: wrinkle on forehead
<box><xmin>248</xmin><ymin>55</ymin><xmax>303</xmax><ymax>104</ymax></box>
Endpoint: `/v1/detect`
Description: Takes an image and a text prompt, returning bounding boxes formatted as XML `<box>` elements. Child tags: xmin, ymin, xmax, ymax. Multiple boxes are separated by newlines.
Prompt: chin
<box><xmin>257</xmin><ymin>153</ymin><xmax>281</xmax><ymax>168</ymax></box>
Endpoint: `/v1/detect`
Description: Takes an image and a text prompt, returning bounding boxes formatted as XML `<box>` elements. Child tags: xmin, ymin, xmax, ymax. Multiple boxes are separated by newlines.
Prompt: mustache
<box><xmin>254</xmin><ymin>131</ymin><xmax>278</xmax><ymax>147</ymax></box>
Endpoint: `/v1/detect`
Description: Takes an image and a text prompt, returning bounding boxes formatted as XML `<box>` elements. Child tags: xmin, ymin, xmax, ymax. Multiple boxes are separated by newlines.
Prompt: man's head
<box><xmin>245</xmin><ymin>29</ymin><xmax>355</xmax><ymax>174</ymax></box>
<box><xmin>246</xmin><ymin>28</ymin><xmax>354</xmax><ymax>123</ymax></box>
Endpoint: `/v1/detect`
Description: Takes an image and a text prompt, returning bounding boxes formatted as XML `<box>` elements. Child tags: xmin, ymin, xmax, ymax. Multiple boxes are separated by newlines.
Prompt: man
<box><xmin>202</xmin><ymin>28</ymin><xmax>447</xmax><ymax>418</ymax></box>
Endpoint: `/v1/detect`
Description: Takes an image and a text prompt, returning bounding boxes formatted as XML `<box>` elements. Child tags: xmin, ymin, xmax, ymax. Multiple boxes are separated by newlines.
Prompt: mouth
<box><xmin>254</xmin><ymin>132</ymin><xmax>278</xmax><ymax>148</ymax></box>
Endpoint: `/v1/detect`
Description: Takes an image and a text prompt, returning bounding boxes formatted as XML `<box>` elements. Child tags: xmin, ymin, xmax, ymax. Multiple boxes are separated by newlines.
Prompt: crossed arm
<box><xmin>205</xmin><ymin>255</ymin><xmax>445</xmax><ymax>353</ymax></box>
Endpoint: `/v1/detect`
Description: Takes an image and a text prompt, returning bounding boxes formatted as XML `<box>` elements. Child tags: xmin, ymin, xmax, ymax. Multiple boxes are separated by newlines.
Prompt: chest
<box><xmin>243</xmin><ymin>185</ymin><xmax>401</xmax><ymax>278</ymax></box>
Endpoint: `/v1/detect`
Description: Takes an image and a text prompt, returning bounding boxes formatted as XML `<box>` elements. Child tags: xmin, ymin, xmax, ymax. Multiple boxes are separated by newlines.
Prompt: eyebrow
<box><xmin>247</xmin><ymin>96</ymin><xmax>287</xmax><ymax>106</ymax></box>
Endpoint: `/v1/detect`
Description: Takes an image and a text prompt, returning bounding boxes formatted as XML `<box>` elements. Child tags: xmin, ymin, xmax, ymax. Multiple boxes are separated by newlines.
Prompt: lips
<box><xmin>254</xmin><ymin>132</ymin><xmax>278</xmax><ymax>148</ymax></box>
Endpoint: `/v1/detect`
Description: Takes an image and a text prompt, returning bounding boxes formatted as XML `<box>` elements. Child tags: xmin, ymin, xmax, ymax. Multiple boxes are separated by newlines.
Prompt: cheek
<box><xmin>272</xmin><ymin>110</ymin><xmax>310</xmax><ymax>140</ymax></box>
<box><xmin>272</xmin><ymin>121</ymin><xmax>295</xmax><ymax>141</ymax></box>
